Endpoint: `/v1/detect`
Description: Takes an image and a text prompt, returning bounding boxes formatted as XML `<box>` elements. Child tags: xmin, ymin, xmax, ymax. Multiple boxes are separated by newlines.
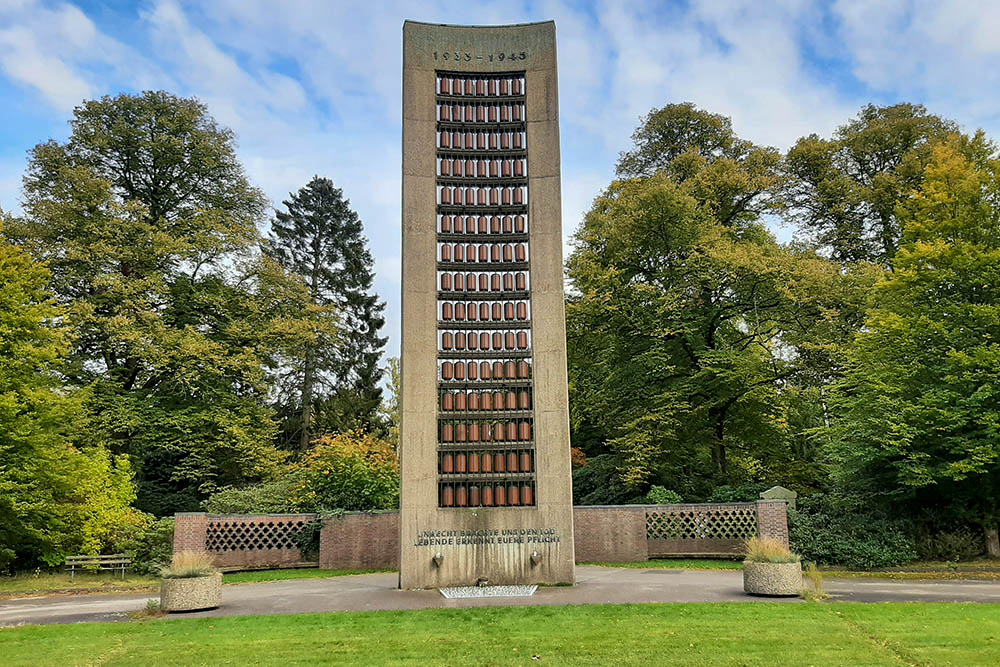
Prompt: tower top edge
<box><xmin>403</xmin><ymin>19</ymin><xmax>555</xmax><ymax>29</ymax></box>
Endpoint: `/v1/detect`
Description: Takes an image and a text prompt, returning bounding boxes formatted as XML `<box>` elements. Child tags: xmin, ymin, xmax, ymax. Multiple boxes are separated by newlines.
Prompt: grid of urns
<box><xmin>436</xmin><ymin>72</ymin><xmax>535</xmax><ymax>507</ymax></box>
<box><xmin>439</xmin><ymin>479</ymin><xmax>536</xmax><ymax>509</ymax></box>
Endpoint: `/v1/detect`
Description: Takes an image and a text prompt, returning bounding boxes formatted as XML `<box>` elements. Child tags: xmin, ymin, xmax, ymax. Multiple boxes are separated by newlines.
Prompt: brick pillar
<box><xmin>755</xmin><ymin>500</ymin><xmax>789</xmax><ymax>545</ymax></box>
<box><xmin>173</xmin><ymin>512</ymin><xmax>208</xmax><ymax>555</ymax></box>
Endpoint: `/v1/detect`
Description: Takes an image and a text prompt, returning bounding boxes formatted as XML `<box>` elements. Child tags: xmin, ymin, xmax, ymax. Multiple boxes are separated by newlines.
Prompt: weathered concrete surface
<box><xmin>160</xmin><ymin>573</ymin><xmax>222</xmax><ymax>612</ymax></box>
<box><xmin>2</xmin><ymin>567</ymin><xmax>999</xmax><ymax>626</ymax></box>
<box><xmin>743</xmin><ymin>561</ymin><xmax>802</xmax><ymax>596</ymax></box>
<box><xmin>399</xmin><ymin>20</ymin><xmax>575</xmax><ymax>589</ymax></box>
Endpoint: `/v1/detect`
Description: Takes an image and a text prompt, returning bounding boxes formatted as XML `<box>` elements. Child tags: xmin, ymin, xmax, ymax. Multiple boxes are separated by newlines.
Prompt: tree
<box><xmin>6</xmin><ymin>91</ymin><xmax>292</xmax><ymax>514</ymax></box>
<box><xmin>0</xmin><ymin>216</ymin><xmax>146</xmax><ymax>567</ymax></box>
<box><xmin>378</xmin><ymin>357</ymin><xmax>400</xmax><ymax>452</ymax></box>
<box><xmin>829</xmin><ymin>136</ymin><xmax>1000</xmax><ymax>556</ymax></box>
<box><xmin>293</xmin><ymin>431</ymin><xmax>399</xmax><ymax>512</ymax></box>
<box><xmin>266</xmin><ymin>177</ymin><xmax>386</xmax><ymax>450</ymax></box>
<box><xmin>783</xmin><ymin>103</ymin><xmax>958</xmax><ymax>264</ymax></box>
<box><xmin>617</xmin><ymin>102</ymin><xmax>784</xmax><ymax>227</ymax></box>
<box><xmin>567</xmin><ymin>104</ymin><xmax>872</xmax><ymax>496</ymax></box>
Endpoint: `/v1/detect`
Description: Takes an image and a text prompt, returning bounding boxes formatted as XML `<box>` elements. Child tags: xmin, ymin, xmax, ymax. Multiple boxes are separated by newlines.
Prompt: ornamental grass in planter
<box><xmin>742</xmin><ymin>537</ymin><xmax>802</xmax><ymax>597</ymax></box>
<box><xmin>160</xmin><ymin>552</ymin><xmax>222</xmax><ymax>612</ymax></box>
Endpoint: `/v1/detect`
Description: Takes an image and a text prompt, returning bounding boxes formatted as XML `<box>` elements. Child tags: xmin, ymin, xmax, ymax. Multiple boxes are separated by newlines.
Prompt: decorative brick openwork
<box><xmin>174</xmin><ymin>513</ymin><xmax>319</xmax><ymax>571</ymax></box>
<box><xmin>645</xmin><ymin>502</ymin><xmax>786</xmax><ymax>557</ymax></box>
<box><xmin>205</xmin><ymin>517</ymin><xmax>312</xmax><ymax>552</ymax></box>
<box><xmin>646</xmin><ymin>505</ymin><xmax>758</xmax><ymax>541</ymax></box>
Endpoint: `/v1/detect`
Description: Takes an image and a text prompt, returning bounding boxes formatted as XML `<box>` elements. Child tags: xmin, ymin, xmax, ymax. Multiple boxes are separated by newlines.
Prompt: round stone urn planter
<box><xmin>743</xmin><ymin>561</ymin><xmax>802</xmax><ymax>597</ymax></box>
<box><xmin>161</xmin><ymin>573</ymin><xmax>222</xmax><ymax>612</ymax></box>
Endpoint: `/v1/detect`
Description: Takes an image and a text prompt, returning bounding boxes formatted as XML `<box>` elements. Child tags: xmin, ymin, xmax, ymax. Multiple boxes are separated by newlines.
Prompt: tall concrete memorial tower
<box><xmin>400</xmin><ymin>20</ymin><xmax>575</xmax><ymax>589</ymax></box>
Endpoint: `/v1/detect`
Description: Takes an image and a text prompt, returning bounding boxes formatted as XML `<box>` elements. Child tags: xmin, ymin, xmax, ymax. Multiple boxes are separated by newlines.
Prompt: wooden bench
<box><xmin>64</xmin><ymin>554</ymin><xmax>132</xmax><ymax>581</ymax></box>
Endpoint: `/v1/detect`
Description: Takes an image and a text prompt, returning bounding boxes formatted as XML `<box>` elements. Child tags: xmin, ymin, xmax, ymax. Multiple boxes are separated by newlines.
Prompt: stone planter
<box><xmin>160</xmin><ymin>573</ymin><xmax>222</xmax><ymax>612</ymax></box>
<box><xmin>743</xmin><ymin>561</ymin><xmax>802</xmax><ymax>597</ymax></box>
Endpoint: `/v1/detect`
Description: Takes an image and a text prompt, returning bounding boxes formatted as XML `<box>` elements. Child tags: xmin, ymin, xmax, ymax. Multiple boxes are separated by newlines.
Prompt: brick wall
<box><xmin>572</xmin><ymin>506</ymin><xmax>648</xmax><ymax>562</ymax></box>
<box><xmin>175</xmin><ymin>502</ymin><xmax>788</xmax><ymax>570</ymax></box>
<box><xmin>755</xmin><ymin>499</ymin><xmax>790</xmax><ymax>545</ymax></box>
<box><xmin>174</xmin><ymin>513</ymin><xmax>319</xmax><ymax>571</ymax></box>
<box><xmin>319</xmin><ymin>512</ymin><xmax>400</xmax><ymax>570</ymax></box>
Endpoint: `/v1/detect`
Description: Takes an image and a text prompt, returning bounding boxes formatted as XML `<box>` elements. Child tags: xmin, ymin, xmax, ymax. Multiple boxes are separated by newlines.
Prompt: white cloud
<box><xmin>833</xmin><ymin>0</ymin><xmax>1000</xmax><ymax>135</ymax></box>
<box><xmin>7</xmin><ymin>0</ymin><xmax>1000</xmax><ymax>361</ymax></box>
<box><xmin>0</xmin><ymin>0</ymin><xmax>167</xmax><ymax>110</ymax></box>
<box><xmin>0</xmin><ymin>23</ymin><xmax>92</xmax><ymax>109</ymax></box>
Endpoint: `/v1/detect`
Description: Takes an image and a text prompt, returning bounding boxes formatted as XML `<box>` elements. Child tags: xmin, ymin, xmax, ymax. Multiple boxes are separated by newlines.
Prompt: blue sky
<box><xmin>3</xmin><ymin>0</ymin><xmax>1000</xmax><ymax>360</ymax></box>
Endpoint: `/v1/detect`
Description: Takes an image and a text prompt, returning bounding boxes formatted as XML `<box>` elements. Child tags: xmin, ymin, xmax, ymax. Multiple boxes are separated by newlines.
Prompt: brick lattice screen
<box><xmin>175</xmin><ymin>513</ymin><xmax>319</xmax><ymax>571</ymax></box>
<box><xmin>645</xmin><ymin>503</ymin><xmax>767</xmax><ymax>557</ymax></box>
<box><xmin>205</xmin><ymin>517</ymin><xmax>313</xmax><ymax>552</ymax></box>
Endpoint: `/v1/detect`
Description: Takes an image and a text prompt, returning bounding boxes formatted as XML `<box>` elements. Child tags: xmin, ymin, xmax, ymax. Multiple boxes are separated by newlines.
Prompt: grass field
<box><xmin>586</xmin><ymin>558</ymin><xmax>1000</xmax><ymax>579</ymax></box>
<box><xmin>0</xmin><ymin>569</ymin><xmax>390</xmax><ymax>598</ymax></box>
<box><xmin>222</xmin><ymin>568</ymin><xmax>389</xmax><ymax>584</ymax></box>
<box><xmin>2</xmin><ymin>602</ymin><xmax>998</xmax><ymax>666</ymax></box>
<box><xmin>0</xmin><ymin>572</ymin><xmax>161</xmax><ymax>598</ymax></box>
<box><xmin>584</xmin><ymin>558</ymin><xmax>744</xmax><ymax>570</ymax></box>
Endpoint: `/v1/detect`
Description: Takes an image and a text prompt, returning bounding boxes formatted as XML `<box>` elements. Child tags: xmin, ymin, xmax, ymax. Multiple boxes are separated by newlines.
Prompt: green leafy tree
<box><xmin>7</xmin><ymin>91</ymin><xmax>295</xmax><ymax>514</ymax></box>
<box><xmin>568</xmin><ymin>105</ymin><xmax>873</xmax><ymax>495</ymax></box>
<box><xmin>829</xmin><ymin>136</ymin><xmax>1000</xmax><ymax>556</ymax></box>
<box><xmin>783</xmin><ymin>103</ymin><xmax>958</xmax><ymax>264</ymax></box>
<box><xmin>0</xmin><ymin>217</ymin><xmax>147</xmax><ymax>567</ymax></box>
<box><xmin>266</xmin><ymin>177</ymin><xmax>386</xmax><ymax>450</ymax></box>
<box><xmin>617</xmin><ymin>102</ymin><xmax>784</xmax><ymax>227</ymax></box>
<box><xmin>378</xmin><ymin>356</ymin><xmax>400</xmax><ymax>451</ymax></box>
<box><xmin>293</xmin><ymin>430</ymin><xmax>399</xmax><ymax>511</ymax></box>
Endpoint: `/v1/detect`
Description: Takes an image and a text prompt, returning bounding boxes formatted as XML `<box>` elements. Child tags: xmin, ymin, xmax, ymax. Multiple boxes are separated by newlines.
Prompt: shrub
<box><xmin>203</xmin><ymin>474</ymin><xmax>301</xmax><ymax>514</ymax></box>
<box><xmin>644</xmin><ymin>486</ymin><xmax>683</xmax><ymax>504</ymax></box>
<box><xmin>708</xmin><ymin>483</ymin><xmax>772</xmax><ymax>503</ymax></box>
<box><xmin>572</xmin><ymin>454</ymin><xmax>638</xmax><ymax>505</ymax></box>
<box><xmin>913</xmin><ymin>526</ymin><xmax>986</xmax><ymax>562</ymax></box>
<box><xmin>801</xmin><ymin>562</ymin><xmax>828</xmax><ymax>601</ymax></box>
<box><xmin>744</xmin><ymin>536</ymin><xmax>800</xmax><ymax>563</ymax></box>
<box><xmin>160</xmin><ymin>552</ymin><xmax>217</xmax><ymax>579</ymax></box>
<box><xmin>788</xmin><ymin>494</ymin><xmax>917</xmax><ymax>569</ymax></box>
<box><xmin>121</xmin><ymin>517</ymin><xmax>175</xmax><ymax>575</ymax></box>
<box><xmin>295</xmin><ymin>431</ymin><xmax>399</xmax><ymax>512</ymax></box>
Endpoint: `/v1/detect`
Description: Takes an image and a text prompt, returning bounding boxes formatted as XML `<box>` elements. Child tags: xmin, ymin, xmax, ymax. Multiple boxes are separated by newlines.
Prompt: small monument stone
<box><xmin>760</xmin><ymin>485</ymin><xmax>797</xmax><ymax>511</ymax></box>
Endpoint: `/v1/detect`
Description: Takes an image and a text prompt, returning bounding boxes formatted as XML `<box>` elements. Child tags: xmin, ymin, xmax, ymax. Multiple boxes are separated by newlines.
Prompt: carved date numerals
<box><xmin>434</xmin><ymin>50</ymin><xmax>528</xmax><ymax>62</ymax></box>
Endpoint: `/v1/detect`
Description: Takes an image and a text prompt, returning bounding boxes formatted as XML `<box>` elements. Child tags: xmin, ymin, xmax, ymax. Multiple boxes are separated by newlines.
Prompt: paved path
<box><xmin>2</xmin><ymin>566</ymin><xmax>998</xmax><ymax>626</ymax></box>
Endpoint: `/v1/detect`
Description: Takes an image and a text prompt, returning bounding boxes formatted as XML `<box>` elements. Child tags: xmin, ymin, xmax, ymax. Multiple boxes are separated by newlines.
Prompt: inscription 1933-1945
<box><xmin>434</xmin><ymin>50</ymin><xmax>528</xmax><ymax>63</ymax></box>
<box><xmin>414</xmin><ymin>528</ymin><xmax>559</xmax><ymax>547</ymax></box>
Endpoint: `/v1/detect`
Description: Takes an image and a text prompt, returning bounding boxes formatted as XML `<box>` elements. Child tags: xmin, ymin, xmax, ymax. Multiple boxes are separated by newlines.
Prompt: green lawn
<box><xmin>1</xmin><ymin>603</ymin><xmax>997</xmax><ymax>666</ymax></box>
<box><xmin>584</xmin><ymin>558</ymin><xmax>1000</xmax><ymax>580</ymax></box>
<box><xmin>223</xmin><ymin>568</ymin><xmax>390</xmax><ymax>584</ymax></box>
<box><xmin>583</xmin><ymin>558</ymin><xmax>743</xmax><ymax>570</ymax></box>
<box><xmin>0</xmin><ymin>569</ymin><xmax>389</xmax><ymax>598</ymax></box>
<box><xmin>0</xmin><ymin>572</ymin><xmax>160</xmax><ymax>598</ymax></box>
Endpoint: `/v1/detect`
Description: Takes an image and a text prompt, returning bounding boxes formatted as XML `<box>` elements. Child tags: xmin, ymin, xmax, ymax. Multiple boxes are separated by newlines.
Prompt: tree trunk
<box><xmin>710</xmin><ymin>402</ymin><xmax>730</xmax><ymax>477</ymax></box>
<box><xmin>299</xmin><ymin>348</ymin><xmax>315</xmax><ymax>452</ymax></box>
<box><xmin>986</xmin><ymin>525</ymin><xmax>1000</xmax><ymax>559</ymax></box>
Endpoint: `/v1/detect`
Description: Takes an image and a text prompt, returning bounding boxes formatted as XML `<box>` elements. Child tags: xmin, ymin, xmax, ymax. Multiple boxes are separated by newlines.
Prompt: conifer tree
<box><xmin>267</xmin><ymin>177</ymin><xmax>387</xmax><ymax>450</ymax></box>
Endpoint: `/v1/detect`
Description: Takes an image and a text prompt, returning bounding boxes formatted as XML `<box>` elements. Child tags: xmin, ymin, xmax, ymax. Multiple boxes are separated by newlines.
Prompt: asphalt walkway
<box><xmin>2</xmin><ymin>566</ymin><xmax>998</xmax><ymax>626</ymax></box>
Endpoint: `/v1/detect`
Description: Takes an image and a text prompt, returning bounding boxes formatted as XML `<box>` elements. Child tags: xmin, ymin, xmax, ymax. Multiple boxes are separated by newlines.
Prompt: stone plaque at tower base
<box><xmin>399</xmin><ymin>20</ymin><xmax>575</xmax><ymax>589</ymax></box>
